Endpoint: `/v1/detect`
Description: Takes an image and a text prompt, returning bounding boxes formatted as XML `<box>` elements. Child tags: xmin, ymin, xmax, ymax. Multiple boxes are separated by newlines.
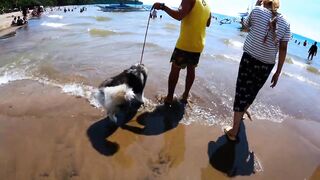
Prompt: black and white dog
<box><xmin>95</xmin><ymin>64</ymin><xmax>148</xmax><ymax>123</ymax></box>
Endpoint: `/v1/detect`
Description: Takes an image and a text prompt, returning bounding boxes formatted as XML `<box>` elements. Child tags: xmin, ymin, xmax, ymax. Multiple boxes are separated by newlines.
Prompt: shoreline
<box><xmin>0</xmin><ymin>80</ymin><xmax>319</xmax><ymax>179</ymax></box>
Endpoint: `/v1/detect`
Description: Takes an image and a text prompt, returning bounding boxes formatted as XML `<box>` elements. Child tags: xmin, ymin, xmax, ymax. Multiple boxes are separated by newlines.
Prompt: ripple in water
<box><xmin>82</xmin><ymin>16</ymin><xmax>112</xmax><ymax>22</ymax></box>
<box><xmin>47</xmin><ymin>15</ymin><xmax>63</xmax><ymax>19</ymax></box>
<box><xmin>223</xmin><ymin>39</ymin><xmax>244</xmax><ymax>48</ymax></box>
<box><xmin>88</xmin><ymin>28</ymin><xmax>117</xmax><ymax>37</ymax></box>
<box><xmin>41</xmin><ymin>22</ymin><xmax>67</xmax><ymax>28</ymax></box>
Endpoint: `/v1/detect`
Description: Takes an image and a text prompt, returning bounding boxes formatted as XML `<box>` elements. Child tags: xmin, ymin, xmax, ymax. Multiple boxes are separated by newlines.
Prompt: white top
<box><xmin>243</xmin><ymin>6</ymin><xmax>291</xmax><ymax>64</ymax></box>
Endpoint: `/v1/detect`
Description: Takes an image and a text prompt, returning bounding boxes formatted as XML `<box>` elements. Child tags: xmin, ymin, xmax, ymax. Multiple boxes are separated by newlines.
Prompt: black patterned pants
<box><xmin>233</xmin><ymin>52</ymin><xmax>275</xmax><ymax>112</ymax></box>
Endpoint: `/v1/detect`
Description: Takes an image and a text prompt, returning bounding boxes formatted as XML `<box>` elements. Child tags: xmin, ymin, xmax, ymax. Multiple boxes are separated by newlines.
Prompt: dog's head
<box><xmin>124</xmin><ymin>64</ymin><xmax>148</xmax><ymax>94</ymax></box>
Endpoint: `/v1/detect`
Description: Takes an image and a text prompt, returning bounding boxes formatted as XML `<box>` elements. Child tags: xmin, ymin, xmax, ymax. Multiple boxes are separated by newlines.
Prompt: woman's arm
<box><xmin>271</xmin><ymin>41</ymin><xmax>288</xmax><ymax>88</ymax></box>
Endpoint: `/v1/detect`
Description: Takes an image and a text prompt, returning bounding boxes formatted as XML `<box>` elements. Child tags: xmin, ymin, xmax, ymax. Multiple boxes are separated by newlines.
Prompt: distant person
<box><xmin>160</xmin><ymin>15</ymin><xmax>162</xmax><ymax>19</ymax></box>
<box><xmin>298</xmin><ymin>42</ymin><xmax>301</xmax><ymax>45</ymax></box>
<box><xmin>303</xmin><ymin>40</ymin><xmax>307</xmax><ymax>46</ymax></box>
<box><xmin>22</xmin><ymin>7</ymin><xmax>27</xmax><ymax>18</ymax></box>
<box><xmin>23</xmin><ymin>16</ymin><xmax>28</xmax><ymax>24</ymax></box>
<box><xmin>152</xmin><ymin>0</ymin><xmax>211</xmax><ymax>105</ymax></box>
<box><xmin>295</xmin><ymin>39</ymin><xmax>297</xmax><ymax>43</ymax></box>
<box><xmin>11</xmin><ymin>17</ymin><xmax>17</xmax><ymax>26</ymax></box>
<box><xmin>308</xmin><ymin>42</ymin><xmax>318</xmax><ymax>61</ymax></box>
<box><xmin>224</xmin><ymin>0</ymin><xmax>291</xmax><ymax>141</ymax></box>
<box><xmin>17</xmin><ymin>16</ymin><xmax>24</xmax><ymax>26</ymax></box>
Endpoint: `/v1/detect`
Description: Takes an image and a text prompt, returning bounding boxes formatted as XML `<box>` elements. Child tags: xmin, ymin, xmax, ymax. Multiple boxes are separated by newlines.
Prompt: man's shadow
<box><xmin>207</xmin><ymin>121</ymin><xmax>255</xmax><ymax>177</ymax></box>
<box><xmin>87</xmin><ymin>99</ymin><xmax>142</xmax><ymax>156</ymax></box>
<box><xmin>121</xmin><ymin>100</ymin><xmax>186</xmax><ymax>136</ymax></box>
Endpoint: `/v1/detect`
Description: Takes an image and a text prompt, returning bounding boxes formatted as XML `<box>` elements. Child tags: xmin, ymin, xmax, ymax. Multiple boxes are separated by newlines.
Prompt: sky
<box><xmin>142</xmin><ymin>0</ymin><xmax>320</xmax><ymax>41</ymax></box>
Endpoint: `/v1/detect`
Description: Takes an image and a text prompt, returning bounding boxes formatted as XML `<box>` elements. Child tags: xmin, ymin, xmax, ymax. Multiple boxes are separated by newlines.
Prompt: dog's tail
<box><xmin>96</xmin><ymin>84</ymin><xmax>135</xmax><ymax>110</ymax></box>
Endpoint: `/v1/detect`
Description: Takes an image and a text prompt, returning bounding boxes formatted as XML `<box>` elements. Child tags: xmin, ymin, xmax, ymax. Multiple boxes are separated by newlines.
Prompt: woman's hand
<box><xmin>270</xmin><ymin>72</ymin><xmax>280</xmax><ymax>88</ymax></box>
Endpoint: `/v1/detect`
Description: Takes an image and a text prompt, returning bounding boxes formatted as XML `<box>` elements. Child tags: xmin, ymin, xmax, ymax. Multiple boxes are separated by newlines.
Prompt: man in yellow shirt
<box><xmin>153</xmin><ymin>0</ymin><xmax>211</xmax><ymax>105</ymax></box>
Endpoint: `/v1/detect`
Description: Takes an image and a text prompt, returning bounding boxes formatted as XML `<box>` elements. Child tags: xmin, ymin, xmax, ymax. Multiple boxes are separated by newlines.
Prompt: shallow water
<box><xmin>0</xmin><ymin>5</ymin><xmax>319</xmax><ymax>126</ymax></box>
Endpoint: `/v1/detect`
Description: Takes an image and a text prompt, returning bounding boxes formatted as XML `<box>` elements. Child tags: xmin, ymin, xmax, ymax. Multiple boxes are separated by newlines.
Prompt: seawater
<box><xmin>0</xmin><ymin>5</ymin><xmax>319</xmax><ymax>126</ymax></box>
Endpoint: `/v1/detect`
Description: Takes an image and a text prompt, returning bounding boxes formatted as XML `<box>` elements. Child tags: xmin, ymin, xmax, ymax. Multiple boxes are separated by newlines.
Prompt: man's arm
<box><xmin>207</xmin><ymin>13</ymin><xmax>211</xmax><ymax>27</ymax></box>
<box><xmin>271</xmin><ymin>41</ymin><xmax>288</xmax><ymax>88</ymax></box>
<box><xmin>153</xmin><ymin>0</ymin><xmax>195</xmax><ymax>21</ymax></box>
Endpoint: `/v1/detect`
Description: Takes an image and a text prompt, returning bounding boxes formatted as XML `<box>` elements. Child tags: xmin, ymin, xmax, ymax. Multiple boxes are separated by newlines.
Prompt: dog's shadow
<box><xmin>87</xmin><ymin>100</ymin><xmax>141</xmax><ymax>156</ymax></box>
<box><xmin>207</xmin><ymin>121</ymin><xmax>255</xmax><ymax>177</ymax></box>
<box><xmin>121</xmin><ymin>100</ymin><xmax>186</xmax><ymax>136</ymax></box>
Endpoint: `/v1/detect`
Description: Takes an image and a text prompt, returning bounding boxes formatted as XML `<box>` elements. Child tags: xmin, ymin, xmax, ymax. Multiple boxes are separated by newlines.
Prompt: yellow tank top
<box><xmin>176</xmin><ymin>0</ymin><xmax>211</xmax><ymax>53</ymax></box>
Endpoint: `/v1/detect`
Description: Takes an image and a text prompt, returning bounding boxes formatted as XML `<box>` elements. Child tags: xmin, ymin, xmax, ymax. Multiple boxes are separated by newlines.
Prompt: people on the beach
<box><xmin>22</xmin><ymin>7</ymin><xmax>28</xmax><ymax>18</ymax></box>
<box><xmin>308</xmin><ymin>42</ymin><xmax>318</xmax><ymax>61</ymax></box>
<box><xmin>224</xmin><ymin>0</ymin><xmax>291</xmax><ymax>141</ymax></box>
<box><xmin>17</xmin><ymin>16</ymin><xmax>24</xmax><ymax>26</ymax></box>
<box><xmin>11</xmin><ymin>17</ymin><xmax>17</xmax><ymax>26</ymax></box>
<box><xmin>152</xmin><ymin>0</ymin><xmax>211</xmax><ymax>105</ymax></box>
<box><xmin>303</xmin><ymin>40</ymin><xmax>307</xmax><ymax>46</ymax></box>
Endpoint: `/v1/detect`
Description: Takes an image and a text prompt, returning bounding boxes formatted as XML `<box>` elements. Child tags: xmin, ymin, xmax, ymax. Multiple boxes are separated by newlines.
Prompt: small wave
<box><xmin>249</xmin><ymin>103</ymin><xmax>288</xmax><ymax>123</ymax></box>
<box><xmin>285</xmin><ymin>57</ymin><xmax>294</xmax><ymax>64</ymax></box>
<box><xmin>164</xmin><ymin>23</ymin><xmax>178</xmax><ymax>31</ymax></box>
<box><xmin>0</xmin><ymin>71</ymin><xmax>27</xmax><ymax>86</ymax></box>
<box><xmin>88</xmin><ymin>28</ymin><xmax>117</xmax><ymax>37</ymax></box>
<box><xmin>47</xmin><ymin>15</ymin><xmax>63</xmax><ymax>19</ymax></box>
<box><xmin>210</xmin><ymin>54</ymin><xmax>240</xmax><ymax>62</ymax></box>
<box><xmin>306</xmin><ymin>66</ymin><xmax>320</xmax><ymax>75</ymax></box>
<box><xmin>0</xmin><ymin>70</ymin><xmax>101</xmax><ymax>108</ymax></box>
<box><xmin>135</xmin><ymin>42</ymin><xmax>160</xmax><ymax>48</ymax></box>
<box><xmin>67</xmin><ymin>22</ymin><xmax>93</xmax><ymax>27</ymax></box>
<box><xmin>83</xmin><ymin>16</ymin><xmax>111</xmax><ymax>22</ymax></box>
<box><xmin>223</xmin><ymin>39</ymin><xmax>244</xmax><ymax>48</ymax></box>
<box><xmin>41</xmin><ymin>22</ymin><xmax>67</xmax><ymax>28</ymax></box>
<box><xmin>95</xmin><ymin>16</ymin><xmax>111</xmax><ymax>22</ymax></box>
<box><xmin>283</xmin><ymin>72</ymin><xmax>320</xmax><ymax>88</ymax></box>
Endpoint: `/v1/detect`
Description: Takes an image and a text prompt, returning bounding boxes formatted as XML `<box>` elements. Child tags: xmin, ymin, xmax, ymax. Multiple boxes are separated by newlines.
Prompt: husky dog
<box><xmin>95</xmin><ymin>64</ymin><xmax>148</xmax><ymax>123</ymax></box>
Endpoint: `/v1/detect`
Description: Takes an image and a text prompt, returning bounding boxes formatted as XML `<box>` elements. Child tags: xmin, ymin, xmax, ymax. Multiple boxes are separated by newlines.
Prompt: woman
<box><xmin>225</xmin><ymin>0</ymin><xmax>291</xmax><ymax>140</ymax></box>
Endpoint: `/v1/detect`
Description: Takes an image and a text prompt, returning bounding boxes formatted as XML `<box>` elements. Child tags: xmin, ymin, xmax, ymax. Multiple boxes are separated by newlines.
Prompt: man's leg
<box><xmin>308</xmin><ymin>53</ymin><xmax>312</xmax><ymax>60</ymax></box>
<box><xmin>165</xmin><ymin>63</ymin><xmax>181</xmax><ymax>104</ymax></box>
<box><xmin>311</xmin><ymin>53</ymin><xmax>314</xmax><ymax>60</ymax></box>
<box><xmin>182</xmin><ymin>65</ymin><xmax>195</xmax><ymax>101</ymax></box>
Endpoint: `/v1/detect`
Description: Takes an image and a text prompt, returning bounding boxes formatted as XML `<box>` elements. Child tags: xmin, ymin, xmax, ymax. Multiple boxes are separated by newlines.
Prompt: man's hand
<box><xmin>152</xmin><ymin>2</ymin><xmax>164</xmax><ymax>10</ymax></box>
<box><xmin>270</xmin><ymin>72</ymin><xmax>280</xmax><ymax>88</ymax></box>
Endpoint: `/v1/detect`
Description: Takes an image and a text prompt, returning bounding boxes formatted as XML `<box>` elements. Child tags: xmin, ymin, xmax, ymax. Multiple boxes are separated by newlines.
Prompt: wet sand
<box><xmin>0</xmin><ymin>80</ymin><xmax>319</xmax><ymax>179</ymax></box>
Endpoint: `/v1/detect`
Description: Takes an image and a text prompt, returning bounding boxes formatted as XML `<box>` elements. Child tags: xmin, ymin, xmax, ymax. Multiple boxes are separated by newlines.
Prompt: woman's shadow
<box><xmin>207</xmin><ymin>121</ymin><xmax>256</xmax><ymax>177</ymax></box>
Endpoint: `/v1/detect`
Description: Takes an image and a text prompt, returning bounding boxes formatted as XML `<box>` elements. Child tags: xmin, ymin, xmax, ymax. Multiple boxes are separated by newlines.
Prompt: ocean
<box><xmin>0</xmin><ymin>5</ymin><xmax>319</xmax><ymax>127</ymax></box>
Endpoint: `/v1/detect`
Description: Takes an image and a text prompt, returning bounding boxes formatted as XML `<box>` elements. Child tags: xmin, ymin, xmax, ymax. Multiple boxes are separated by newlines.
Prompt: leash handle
<box><xmin>139</xmin><ymin>8</ymin><xmax>153</xmax><ymax>65</ymax></box>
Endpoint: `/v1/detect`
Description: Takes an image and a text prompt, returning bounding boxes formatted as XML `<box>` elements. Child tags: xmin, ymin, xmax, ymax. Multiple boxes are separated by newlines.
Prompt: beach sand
<box><xmin>0</xmin><ymin>80</ymin><xmax>319</xmax><ymax>179</ymax></box>
<box><xmin>0</xmin><ymin>12</ymin><xmax>24</xmax><ymax>38</ymax></box>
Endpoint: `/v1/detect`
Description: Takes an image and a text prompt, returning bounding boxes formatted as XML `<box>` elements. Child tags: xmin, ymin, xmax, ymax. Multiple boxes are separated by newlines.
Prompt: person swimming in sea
<box><xmin>308</xmin><ymin>42</ymin><xmax>318</xmax><ymax>61</ymax></box>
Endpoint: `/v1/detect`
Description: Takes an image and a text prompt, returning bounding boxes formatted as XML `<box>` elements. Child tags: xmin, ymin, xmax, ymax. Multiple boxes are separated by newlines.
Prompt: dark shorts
<box><xmin>170</xmin><ymin>48</ymin><xmax>201</xmax><ymax>69</ymax></box>
<box><xmin>233</xmin><ymin>52</ymin><xmax>275</xmax><ymax>112</ymax></box>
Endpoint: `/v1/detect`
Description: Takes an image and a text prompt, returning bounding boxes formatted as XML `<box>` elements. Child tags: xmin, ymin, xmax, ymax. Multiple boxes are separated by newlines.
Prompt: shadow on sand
<box><xmin>87</xmin><ymin>99</ymin><xmax>142</xmax><ymax>156</ymax></box>
<box><xmin>121</xmin><ymin>100</ymin><xmax>186</xmax><ymax>136</ymax></box>
<box><xmin>208</xmin><ymin>121</ymin><xmax>255</xmax><ymax>177</ymax></box>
